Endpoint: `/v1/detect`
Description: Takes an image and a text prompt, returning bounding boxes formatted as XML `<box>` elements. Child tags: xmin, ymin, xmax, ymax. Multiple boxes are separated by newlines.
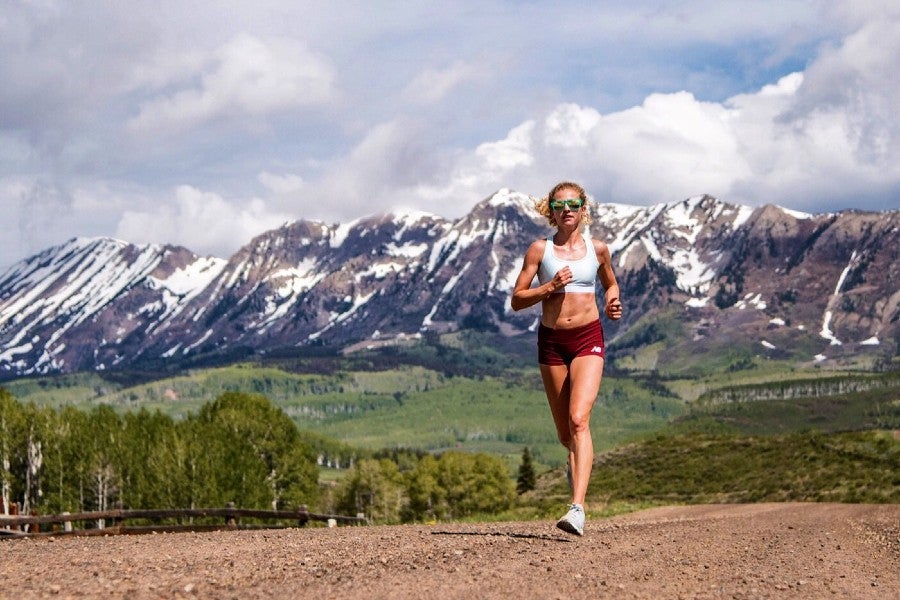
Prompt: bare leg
<box><xmin>540</xmin><ymin>356</ymin><xmax>603</xmax><ymax>505</ymax></box>
<box><xmin>540</xmin><ymin>362</ymin><xmax>572</xmax><ymax>446</ymax></box>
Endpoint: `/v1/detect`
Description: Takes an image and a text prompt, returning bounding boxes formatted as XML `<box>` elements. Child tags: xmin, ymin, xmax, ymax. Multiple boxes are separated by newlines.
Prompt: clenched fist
<box><xmin>605</xmin><ymin>297</ymin><xmax>622</xmax><ymax>320</ymax></box>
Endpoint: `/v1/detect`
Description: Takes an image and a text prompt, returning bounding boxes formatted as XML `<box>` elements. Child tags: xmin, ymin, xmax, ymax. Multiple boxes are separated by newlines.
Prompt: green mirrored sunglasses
<box><xmin>550</xmin><ymin>198</ymin><xmax>584</xmax><ymax>211</ymax></box>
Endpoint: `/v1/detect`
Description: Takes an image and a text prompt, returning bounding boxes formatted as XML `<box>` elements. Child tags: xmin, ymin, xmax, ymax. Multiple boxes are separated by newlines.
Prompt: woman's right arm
<box><xmin>511</xmin><ymin>241</ymin><xmax>568</xmax><ymax>311</ymax></box>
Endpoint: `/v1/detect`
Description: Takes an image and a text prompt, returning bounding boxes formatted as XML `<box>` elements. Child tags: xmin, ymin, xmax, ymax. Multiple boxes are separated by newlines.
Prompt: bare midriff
<box><xmin>541</xmin><ymin>292</ymin><xmax>600</xmax><ymax>329</ymax></box>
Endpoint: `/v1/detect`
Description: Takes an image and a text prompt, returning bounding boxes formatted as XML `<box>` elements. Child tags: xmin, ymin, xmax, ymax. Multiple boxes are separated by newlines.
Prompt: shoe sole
<box><xmin>556</xmin><ymin>518</ymin><xmax>584</xmax><ymax>536</ymax></box>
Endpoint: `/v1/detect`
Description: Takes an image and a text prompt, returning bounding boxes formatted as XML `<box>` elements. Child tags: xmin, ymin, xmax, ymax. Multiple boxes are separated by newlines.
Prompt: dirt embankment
<box><xmin>2</xmin><ymin>503</ymin><xmax>897</xmax><ymax>599</ymax></box>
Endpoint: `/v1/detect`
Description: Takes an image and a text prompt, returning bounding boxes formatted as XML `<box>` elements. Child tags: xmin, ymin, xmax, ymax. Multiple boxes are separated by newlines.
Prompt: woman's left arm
<box><xmin>594</xmin><ymin>240</ymin><xmax>622</xmax><ymax>320</ymax></box>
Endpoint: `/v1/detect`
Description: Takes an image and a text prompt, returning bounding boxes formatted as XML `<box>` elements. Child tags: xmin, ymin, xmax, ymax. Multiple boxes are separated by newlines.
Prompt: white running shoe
<box><xmin>556</xmin><ymin>503</ymin><xmax>585</xmax><ymax>536</ymax></box>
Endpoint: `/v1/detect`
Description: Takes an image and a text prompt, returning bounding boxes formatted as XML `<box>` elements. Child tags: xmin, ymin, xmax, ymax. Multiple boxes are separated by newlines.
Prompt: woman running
<box><xmin>511</xmin><ymin>181</ymin><xmax>622</xmax><ymax>536</ymax></box>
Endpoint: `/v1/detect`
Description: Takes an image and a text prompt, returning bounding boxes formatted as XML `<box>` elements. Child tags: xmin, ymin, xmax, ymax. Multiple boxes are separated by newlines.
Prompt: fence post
<box><xmin>297</xmin><ymin>505</ymin><xmax>309</xmax><ymax>528</ymax></box>
<box><xmin>9</xmin><ymin>503</ymin><xmax>19</xmax><ymax>531</ymax></box>
<box><xmin>225</xmin><ymin>502</ymin><xmax>236</xmax><ymax>527</ymax></box>
<box><xmin>63</xmin><ymin>512</ymin><xmax>72</xmax><ymax>532</ymax></box>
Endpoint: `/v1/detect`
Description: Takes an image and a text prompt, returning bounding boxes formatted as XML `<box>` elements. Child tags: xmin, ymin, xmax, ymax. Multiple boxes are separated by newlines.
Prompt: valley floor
<box><xmin>2</xmin><ymin>503</ymin><xmax>897</xmax><ymax>599</ymax></box>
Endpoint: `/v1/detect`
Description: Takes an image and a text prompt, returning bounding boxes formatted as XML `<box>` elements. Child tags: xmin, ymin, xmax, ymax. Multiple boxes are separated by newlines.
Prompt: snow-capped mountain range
<box><xmin>1</xmin><ymin>190</ymin><xmax>897</xmax><ymax>378</ymax></box>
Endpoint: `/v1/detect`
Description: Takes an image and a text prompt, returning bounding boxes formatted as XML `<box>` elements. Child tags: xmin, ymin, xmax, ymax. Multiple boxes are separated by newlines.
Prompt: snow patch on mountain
<box><xmin>156</xmin><ymin>256</ymin><xmax>227</xmax><ymax>296</ymax></box>
<box><xmin>391</xmin><ymin>211</ymin><xmax>443</xmax><ymax>240</ymax></box>
<box><xmin>423</xmin><ymin>262</ymin><xmax>472</xmax><ymax>327</ymax></box>
<box><xmin>603</xmin><ymin>203</ymin><xmax>666</xmax><ymax>256</ymax></box>
<box><xmin>497</xmin><ymin>261</ymin><xmax>521</xmax><ymax>298</ymax></box>
<box><xmin>330</xmin><ymin>219</ymin><xmax>359</xmax><ymax>248</ymax></box>
<box><xmin>253</xmin><ymin>260</ymin><xmax>326</xmax><ymax>330</ymax></box>
<box><xmin>663</xmin><ymin>196</ymin><xmax>708</xmax><ymax>239</ymax></box>
<box><xmin>386</xmin><ymin>242</ymin><xmax>428</xmax><ymax>259</ymax></box>
<box><xmin>728</xmin><ymin>205</ymin><xmax>755</xmax><ymax>229</ymax></box>
<box><xmin>270</xmin><ymin>260</ymin><xmax>324</xmax><ymax>297</ymax></box>
<box><xmin>818</xmin><ymin>250</ymin><xmax>861</xmax><ymax>346</ymax></box>
<box><xmin>488</xmin><ymin>188</ymin><xmax>537</xmax><ymax>214</ymax></box>
<box><xmin>662</xmin><ymin>197</ymin><xmax>722</xmax><ymax>294</ymax></box>
<box><xmin>673</xmin><ymin>247</ymin><xmax>717</xmax><ymax>293</ymax></box>
<box><xmin>0</xmin><ymin>342</ymin><xmax>33</xmax><ymax>365</ymax></box>
<box><xmin>184</xmin><ymin>329</ymin><xmax>215</xmax><ymax>354</ymax></box>
<box><xmin>736</xmin><ymin>293</ymin><xmax>767</xmax><ymax>311</ymax></box>
<box><xmin>145</xmin><ymin>257</ymin><xmax>228</xmax><ymax>328</ymax></box>
<box><xmin>358</xmin><ymin>262</ymin><xmax>405</xmax><ymax>281</ymax></box>
<box><xmin>427</xmin><ymin>230</ymin><xmax>460</xmax><ymax>275</ymax></box>
<box><xmin>685</xmin><ymin>297</ymin><xmax>709</xmax><ymax>308</ymax></box>
<box><xmin>820</xmin><ymin>311</ymin><xmax>842</xmax><ymax>346</ymax></box>
<box><xmin>778</xmin><ymin>206</ymin><xmax>813</xmax><ymax>220</ymax></box>
<box><xmin>0</xmin><ymin>238</ymin><xmax>176</xmax><ymax>367</ymax></box>
<box><xmin>307</xmin><ymin>290</ymin><xmax>376</xmax><ymax>341</ymax></box>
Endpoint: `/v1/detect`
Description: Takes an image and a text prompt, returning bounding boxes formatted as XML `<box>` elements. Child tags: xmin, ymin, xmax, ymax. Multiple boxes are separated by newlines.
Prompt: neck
<box><xmin>553</xmin><ymin>228</ymin><xmax>582</xmax><ymax>246</ymax></box>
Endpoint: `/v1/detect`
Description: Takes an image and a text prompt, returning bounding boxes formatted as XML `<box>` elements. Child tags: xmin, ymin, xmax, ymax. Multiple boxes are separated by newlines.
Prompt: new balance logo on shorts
<box><xmin>591</xmin><ymin>346</ymin><xmax>603</xmax><ymax>354</ymax></box>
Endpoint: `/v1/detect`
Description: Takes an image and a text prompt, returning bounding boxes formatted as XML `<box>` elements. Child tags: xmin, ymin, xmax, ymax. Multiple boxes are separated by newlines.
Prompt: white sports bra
<box><xmin>537</xmin><ymin>235</ymin><xmax>599</xmax><ymax>294</ymax></box>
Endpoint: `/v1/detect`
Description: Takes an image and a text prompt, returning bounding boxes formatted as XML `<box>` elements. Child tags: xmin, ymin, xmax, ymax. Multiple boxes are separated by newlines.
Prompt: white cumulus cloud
<box><xmin>2</xmin><ymin>1</ymin><xmax>899</xmax><ymax>271</ymax></box>
<box><xmin>415</xmin><ymin>11</ymin><xmax>900</xmax><ymax>212</ymax></box>
<box><xmin>128</xmin><ymin>34</ymin><xmax>337</xmax><ymax>134</ymax></box>
<box><xmin>115</xmin><ymin>185</ymin><xmax>293</xmax><ymax>255</ymax></box>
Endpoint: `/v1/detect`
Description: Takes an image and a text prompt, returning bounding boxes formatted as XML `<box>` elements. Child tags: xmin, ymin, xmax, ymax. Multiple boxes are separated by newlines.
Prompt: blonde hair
<box><xmin>534</xmin><ymin>181</ymin><xmax>593</xmax><ymax>227</ymax></box>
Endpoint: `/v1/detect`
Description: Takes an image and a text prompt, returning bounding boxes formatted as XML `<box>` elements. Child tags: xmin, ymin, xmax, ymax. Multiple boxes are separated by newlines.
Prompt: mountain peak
<box><xmin>1</xmin><ymin>195</ymin><xmax>896</xmax><ymax>377</ymax></box>
<box><xmin>486</xmin><ymin>188</ymin><xmax>539</xmax><ymax>212</ymax></box>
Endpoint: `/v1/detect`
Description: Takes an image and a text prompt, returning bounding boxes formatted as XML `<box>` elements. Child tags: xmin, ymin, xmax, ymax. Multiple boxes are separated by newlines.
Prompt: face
<box><xmin>550</xmin><ymin>188</ymin><xmax>585</xmax><ymax>224</ymax></box>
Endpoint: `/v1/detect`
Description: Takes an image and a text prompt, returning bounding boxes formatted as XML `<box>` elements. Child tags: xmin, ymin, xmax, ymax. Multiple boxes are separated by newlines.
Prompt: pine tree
<box><xmin>516</xmin><ymin>446</ymin><xmax>536</xmax><ymax>494</ymax></box>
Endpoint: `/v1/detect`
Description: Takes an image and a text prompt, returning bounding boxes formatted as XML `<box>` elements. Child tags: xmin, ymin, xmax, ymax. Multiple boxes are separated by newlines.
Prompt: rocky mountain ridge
<box><xmin>0</xmin><ymin>190</ymin><xmax>897</xmax><ymax>378</ymax></box>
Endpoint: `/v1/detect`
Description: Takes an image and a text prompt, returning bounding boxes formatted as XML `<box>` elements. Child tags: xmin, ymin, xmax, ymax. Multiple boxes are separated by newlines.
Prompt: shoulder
<box><xmin>589</xmin><ymin>237</ymin><xmax>608</xmax><ymax>251</ymax></box>
<box><xmin>590</xmin><ymin>238</ymin><xmax>611</xmax><ymax>260</ymax></box>
<box><xmin>528</xmin><ymin>238</ymin><xmax>548</xmax><ymax>253</ymax></box>
<box><xmin>523</xmin><ymin>238</ymin><xmax>548</xmax><ymax>263</ymax></box>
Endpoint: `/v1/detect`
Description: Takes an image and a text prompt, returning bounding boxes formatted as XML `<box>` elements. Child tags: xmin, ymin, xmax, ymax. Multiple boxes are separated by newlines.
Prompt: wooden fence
<box><xmin>0</xmin><ymin>503</ymin><xmax>367</xmax><ymax>539</ymax></box>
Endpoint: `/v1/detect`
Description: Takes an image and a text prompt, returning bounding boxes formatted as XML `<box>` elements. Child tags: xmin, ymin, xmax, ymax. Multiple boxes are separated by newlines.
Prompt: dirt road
<box><xmin>2</xmin><ymin>503</ymin><xmax>897</xmax><ymax>599</ymax></box>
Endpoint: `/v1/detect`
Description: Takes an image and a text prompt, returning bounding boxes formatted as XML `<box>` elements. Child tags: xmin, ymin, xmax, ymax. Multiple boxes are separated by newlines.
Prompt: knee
<box><xmin>569</xmin><ymin>412</ymin><xmax>591</xmax><ymax>436</ymax></box>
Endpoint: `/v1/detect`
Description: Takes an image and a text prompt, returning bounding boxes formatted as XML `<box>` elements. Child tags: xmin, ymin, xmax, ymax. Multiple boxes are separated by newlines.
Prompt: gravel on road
<box><xmin>2</xmin><ymin>503</ymin><xmax>897</xmax><ymax>599</ymax></box>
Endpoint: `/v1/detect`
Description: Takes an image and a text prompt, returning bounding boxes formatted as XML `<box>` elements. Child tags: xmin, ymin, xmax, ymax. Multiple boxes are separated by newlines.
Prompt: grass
<box><xmin>672</xmin><ymin>379</ymin><xmax>900</xmax><ymax>435</ymax></box>
<box><xmin>581</xmin><ymin>430</ymin><xmax>899</xmax><ymax>505</ymax></box>
<box><xmin>285</xmin><ymin>373</ymin><xmax>686</xmax><ymax>471</ymax></box>
<box><xmin>0</xmin><ymin>372</ymin><xmax>122</xmax><ymax>407</ymax></box>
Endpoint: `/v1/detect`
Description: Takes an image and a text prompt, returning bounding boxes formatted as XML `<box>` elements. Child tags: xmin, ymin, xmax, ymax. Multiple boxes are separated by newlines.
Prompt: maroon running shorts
<box><xmin>538</xmin><ymin>319</ymin><xmax>605</xmax><ymax>366</ymax></box>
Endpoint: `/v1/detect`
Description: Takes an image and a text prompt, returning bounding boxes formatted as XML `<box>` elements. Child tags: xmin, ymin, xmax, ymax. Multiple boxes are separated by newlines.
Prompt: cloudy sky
<box><xmin>2</xmin><ymin>1</ymin><xmax>899</xmax><ymax>269</ymax></box>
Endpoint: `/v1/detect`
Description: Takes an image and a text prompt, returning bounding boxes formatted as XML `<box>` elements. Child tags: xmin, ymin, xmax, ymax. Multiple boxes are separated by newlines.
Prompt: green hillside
<box><xmin>3</xmin><ymin>332</ymin><xmax>896</xmax><ymax>517</ymax></box>
<box><xmin>4</xmin><ymin>334</ymin><xmax>895</xmax><ymax>469</ymax></box>
<box><xmin>525</xmin><ymin>380</ymin><xmax>900</xmax><ymax>515</ymax></box>
<box><xmin>1</xmin><ymin>364</ymin><xmax>685</xmax><ymax>470</ymax></box>
<box><xmin>588</xmin><ymin>430</ymin><xmax>897</xmax><ymax>505</ymax></box>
